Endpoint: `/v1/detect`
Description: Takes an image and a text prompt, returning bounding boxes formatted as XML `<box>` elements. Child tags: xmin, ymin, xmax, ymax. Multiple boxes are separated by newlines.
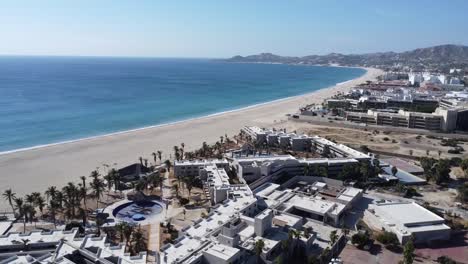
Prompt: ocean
<box><xmin>0</xmin><ymin>57</ymin><xmax>365</xmax><ymax>153</ymax></box>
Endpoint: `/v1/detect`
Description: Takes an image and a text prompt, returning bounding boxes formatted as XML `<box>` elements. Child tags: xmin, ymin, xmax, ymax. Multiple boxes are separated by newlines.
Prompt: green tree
<box><xmin>351</xmin><ymin>232</ymin><xmax>369</xmax><ymax>249</ymax></box>
<box><xmin>2</xmin><ymin>189</ymin><xmax>17</xmax><ymax>214</ymax></box>
<box><xmin>45</xmin><ymin>186</ymin><xmax>58</xmax><ymax>202</ymax></box>
<box><xmin>255</xmin><ymin>239</ymin><xmax>265</xmax><ymax>263</ymax></box>
<box><xmin>329</xmin><ymin>230</ymin><xmax>338</xmax><ymax>245</ymax></box>
<box><xmin>157</xmin><ymin>150</ymin><xmax>163</xmax><ymax>164</ymax></box>
<box><xmin>461</xmin><ymin>159</ymin><xmax>468</xmax><ymax>178</ymax></box>
<box><xmin>403</xmin><ymin>238</ymin><xmax>415</xmax><ymax>264</ymax></box>
<box><xmin>90</xmin><ymin>175</ymin><xmax>106</xmax><ymax>208</ymax></box>
<box><xmin>434</xmin><ymin>159</ymin><xmax>451</xmax><ymax>184</ymax></box>
<box><xmin>164</xmin><ymin>160</ymin><xmax>172</xmax><ymax>172</ymax></box>
<box><xmin>131</xmin><ymin>226</ymin><xmax>147</xmax><ymax>254</ymax></box>
<box><xmin>376</xmin><ymin>231</ymin><xmax>399</xmax><ymax>248</ymax></box>
<box><xmin>457</xmin><ymin>183</ymin><xmax>468</xmax><ymax>203</ymax></box>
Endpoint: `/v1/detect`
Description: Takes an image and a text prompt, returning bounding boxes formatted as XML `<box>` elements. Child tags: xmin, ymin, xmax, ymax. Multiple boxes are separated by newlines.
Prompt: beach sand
<box><xmin>0</xmin><ymin>67</ymin><xmax>383</xmax><ymax>210</ymax></box>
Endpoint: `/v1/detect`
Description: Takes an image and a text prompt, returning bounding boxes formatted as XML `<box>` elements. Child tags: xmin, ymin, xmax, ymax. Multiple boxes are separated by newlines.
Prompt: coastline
<box><xmin>0</xmin><ymin>67</ymin><xmax>383</xmax><ymax>210</ymax></box>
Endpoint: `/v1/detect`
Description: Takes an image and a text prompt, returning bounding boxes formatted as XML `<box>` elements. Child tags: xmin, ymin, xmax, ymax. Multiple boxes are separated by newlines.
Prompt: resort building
<box><xmin>0</xmin><ymin>228</ymin><xmax>146</xmax><ymax>264</ymax></box>
<box><xmin>174</xmin><ymin>159</ymin><xmax>229</xmax><ymax>178</ymax></box>
<box><xmin>241</xmin><ymin>126</ymin><xmax>313</xmax><ymax>151</ymax></box>
<box><xmin>366</xmin><ymin>201</ymin><xmax>451</xmax><ymax>244</ymax></box>
<box><xmin>118</xmin><ymin>163</ymin><xmax>153</xmax><ymax>182</ymax></box>
<box><xmin>345</xmin><ymin>109</ymin><xmax>447</xmax><ymax>131</ymax></box>
<box><xmin>159</xmin><ymin>169</ymin><xmax>360</xmax><ymax>264</ymax></box>
<box><xmin>240</xmin><ymin>127</ymin><xmax>371</xmax><ymax>160</ymax></box>
<box><xmin>199</xmin><ymin>164</ymin><xmax>231</xmax><ymax>204</ymax></box>
<box><xmin>232</xmin><ymin>155</ymin><xmax>359</xmax><ymax>184</ymax></box>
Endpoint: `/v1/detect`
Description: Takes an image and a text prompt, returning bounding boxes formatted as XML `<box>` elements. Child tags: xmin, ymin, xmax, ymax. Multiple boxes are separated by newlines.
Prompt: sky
<box><xmin>1</xmin><ymin>0</ymin><xmax>468</xmax><ymax>58</ymax></box>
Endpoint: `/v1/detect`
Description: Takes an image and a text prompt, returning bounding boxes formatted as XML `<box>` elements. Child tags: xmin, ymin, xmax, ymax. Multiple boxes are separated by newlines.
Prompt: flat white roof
<box><xmin>287</xmin><ymin>194</ymin><xmax>336</xmax><ymax>215</ymax></box>
<box><xmin>273</xmin><ymin>213</ymin><xmax>302</xmax><ymax>227</ymax></box>
<box><xmin>0</xmin><ymin>229</ymin><xmax>78</xmax><ymax>246</ymax></box>
<box><xmin>175</xmin><ymin>158</ymin><xmax>228</xmax><ymax>166</ymax></box>
<box><xmin>371</xmin><ymin>202</ymin><xmax>445</xmax><ymax>227</ymax></box>
<box><xmin>204</xmin><ymin>243</ymin><xmax>240</xmax><ymax>260</ymax></box>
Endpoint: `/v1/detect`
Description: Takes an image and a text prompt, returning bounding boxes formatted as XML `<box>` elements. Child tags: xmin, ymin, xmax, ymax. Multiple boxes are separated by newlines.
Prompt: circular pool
<box><xmin>113</xmin><ymin>200</ymin><xmax>163</xmax><ymax>223</ymax></box>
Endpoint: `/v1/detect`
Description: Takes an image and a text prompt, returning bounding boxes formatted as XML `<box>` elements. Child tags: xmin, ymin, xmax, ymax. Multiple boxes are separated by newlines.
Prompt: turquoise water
<box><xmin>0</xmin><ymin>57</ymin><xmax>365</xmax><ymax>152</ymax></box>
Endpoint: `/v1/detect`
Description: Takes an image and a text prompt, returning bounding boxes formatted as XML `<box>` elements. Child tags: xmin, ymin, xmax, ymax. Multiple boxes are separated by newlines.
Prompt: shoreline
<box><xmin>0</xmin><ymin>66</ymin><xmax>366</xmax><ymax>156</ymax></box>
<box><xmin>0</xmin><ymin>67</ymin><xmax>383</xmax><ymax>210</ymax></box>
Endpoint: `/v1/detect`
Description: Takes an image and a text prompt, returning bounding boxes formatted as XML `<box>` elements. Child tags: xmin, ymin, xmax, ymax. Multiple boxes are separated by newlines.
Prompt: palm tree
<box><xmin>36</xmin><ymin>196</ymin><xmax>45</xmax><ymax>216</ymax></box>
<box><xmin>131</xmin><ymin>226</ymin><xmax>147</xmax><ymax>254</ymax></box>
<box><xmin>180</xmin><ymin>143</ymin><xmax>185</xmax><ymax>159</ymax></box>
<box><xmin>2</xmin><ymin>189</ymin><xmax>16</xmax><ymax>214</ymax></box>
<box><xmin>173</xmin><ymin>146</ymin><xmax>180</xmax><ymax>161</ymax></box>
<box><xmin>138</xmin><ymin>157</ymin><xmax>143</xmax><ymax>166</ymax></box>
<box><xmin>104</xmin><ymin>172</ymin><xmax>114</xmax><ymax>192</ymax></box>
<box><xmin>202</xmin><ymin>142</ymin><xmax>209</xmax><ymax>157</ymax></box>
<box><xmin>329</xmin><ymin>230</ymin><xmax>338</xmax><ymax>245</ymax></box>
<box><xmin>14</xmin><ymin>198</ymin><xmax>25</xmax><ymax>232</ymax></box>
<box><xmin>106</xmin><ymin>168</ymin><xmax>120</xmax><ymax>192</ymax></box>
<box><xmin>157</xmin><ymin>151</ymin><xmax>162</xmax><ymax>164</ymax></box>
<box><xmin>45</xmin><ymin>186</ymin><xmax>58</xmax><ymax>202</ymax></box>
<box><xmin>152</xmin><ymin>152</ymin><xmax>157</xmax><ymax>163</ymax></box>
<box><xmin>48</xmin><ymin>200</ymin><xmax>59</xmax><ymax>228</ymax></box>
<box><xmin>80</xmin><ymin>176</ymin><xmax>88</xmax><ymax>210</ymax></box>
<box><xmin>172</xmin><ymin>184</ymin><xmax>179</xmax><ymax>198</ymax></box>
<box><xmin>149</xmin><ymin>174</ymin><xmax>163</xmax><ymax>195</ymax></box>
<box><xmin>115</xmin><ymin>222</ymin><xmax>128</xmax><ymax>243</ymax></box>
<box><xmin>255</xmin><ymin>239</ymin><xmax>265</xmax><ymax>263</ymax></box>
<box><xmin>90</xmin><ymin>170</ymin><xmax>100</xmax><ymax>179</ymax></box>
<box><xmin>90</xmin><ymin>176</ymin><xmax>106</xmax><ymax>208</ymax></box>
<box><xmin>164</xmin><ymin>160</ymin><xmax>172</xmax><ymax>172</ymax></box>
<box><xmin>123</xmin><ymin>223</ymin><xmax>135</xmax><ymax>248</ymax></box>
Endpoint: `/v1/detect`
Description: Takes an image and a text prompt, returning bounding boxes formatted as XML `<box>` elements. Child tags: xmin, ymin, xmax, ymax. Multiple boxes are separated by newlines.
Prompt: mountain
<box><xmin>226</xmin><ymin>44</ymin><xmax>468</xmax><ymax>70</ymax></box>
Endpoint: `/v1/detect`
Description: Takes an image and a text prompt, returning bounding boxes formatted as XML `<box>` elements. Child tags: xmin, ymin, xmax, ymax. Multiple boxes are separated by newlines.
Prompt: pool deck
<box><xmin>103</xmin><ymin>198</ymin><xmax>166</xmax><ymax>226</ymax></box>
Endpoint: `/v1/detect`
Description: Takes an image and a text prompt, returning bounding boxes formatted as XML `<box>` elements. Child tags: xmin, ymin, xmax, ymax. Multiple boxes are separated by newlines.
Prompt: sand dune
<box><xmin>0</xmin><ymin>67</ymin><xmax>382</xmax><ymax>211</ymax></box>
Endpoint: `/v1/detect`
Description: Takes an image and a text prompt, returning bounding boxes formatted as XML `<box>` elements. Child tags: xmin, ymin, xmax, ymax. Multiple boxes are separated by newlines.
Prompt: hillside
<box><xmin>226</xmin><ymin>44</ymin><xmax>468</xmax><ymax>70</ymax></box>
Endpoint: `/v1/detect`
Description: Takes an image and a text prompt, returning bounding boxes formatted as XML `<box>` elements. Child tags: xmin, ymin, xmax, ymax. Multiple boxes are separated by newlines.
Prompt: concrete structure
<box><xmin>174</xmin><ymin>159</ymin><xmax>229</xmax><ymax>178</ymax></box>
<box><xmin>367</xmin><ymin>201</ymin><xmax>450</xmax><ymax>244</ymax></box>
<box><xmin>241</xmin><ymin>126</ymin><xmax>313</xmax><ymax>151</ymax></box>
<box><xmin>0</xmin><ymin>228</ymin><xmax>146</xmax><ymax>264</ymax></box>
<box><xmin>199</xmin><ymin>164</ymin><xmax>231</xmax><ymax>204</ymax></box>
<box><xmin>160</xmin><ymin>159</ymin><xmax>361</xmax><ymax>264</ymax></box>
<box><xmin>232</xmin><ymin>155</ymin><xmax>359</xmax><ymax>183</ymax></box>
<box><xmin>345</xmin><ymin>109</ymin><xmax>453</xmax><ymax>131</ymax></box>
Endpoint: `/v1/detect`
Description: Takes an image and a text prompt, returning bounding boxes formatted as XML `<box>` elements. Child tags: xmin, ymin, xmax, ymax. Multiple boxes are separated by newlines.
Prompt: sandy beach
<box><xmin>0</xmin><ymin>67</ymin><xmax>382</xmax><ymax>211</ymax></box>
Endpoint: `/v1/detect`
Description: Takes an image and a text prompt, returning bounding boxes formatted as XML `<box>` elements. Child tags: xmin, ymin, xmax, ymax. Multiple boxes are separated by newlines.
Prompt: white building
<box><xmin>232</xmin><ymin>155</ymin><xmax>359</xmax><ymax>184</ymax></box>
<box><xmin>174</xmin><ymin>159</ymin><xmax>229</xmax><ymax>178</ymax></box>
<box><xmin>0</xmin><ymin>229</ymin><xmax>147</xmax><ymax>264</ymax></box>
<box><xmin>367</xmin><ymin>201</ymin><xmax>451</xmax><ymax>244</ymax></box>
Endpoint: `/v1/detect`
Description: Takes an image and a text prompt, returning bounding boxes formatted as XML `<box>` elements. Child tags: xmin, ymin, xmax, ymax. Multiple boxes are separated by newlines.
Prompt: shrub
<box><xmin>65</xmin><ymin>222</ymin><xmax>85</xmax><ymax>234</ymax></box>
<box><xmin>392</xmin><ymin>139</ymin><xmax>397</xmax><ymax>143</ymax></box>
<box><xmin>437</xmin><ymin>256</ymin><xmax>457</xmax><ymax>264</ymax></box>
<box><xmin>178</xmin><ymin>197</ymin><xmax>189</xmax><ymax>206</ymax></box>
<box><xmin>351</xmin><ymin>232</ymin><xmax>370</xmax><ymax>249</ymax></box>
<box><xmin>404</xmin><ymin>187</ymin><xmax>419</xmax><ymax>198</ymax></box>
<box><xmin>376</xmin><ymin>231</ymin><xmax>399</xmax><ymax>247</ymax></box>
<box><xmin>441</xmin><ymin>138</ymin><xmax>459</xmax><ymax>147</ymax></box>
<box><xmin>448</xmin><ymin>148</ymin><xmax>461</xmax><ymax>154</ymax></box>
<box><xmin>360</xmin><ymin>145</ymin><xmax>370</xmax><ymax>152</ymax></box>
<box><xmin>383</xmin><ymin>137</ymin><xmax>390</xmax><ymax>141</ymax></box>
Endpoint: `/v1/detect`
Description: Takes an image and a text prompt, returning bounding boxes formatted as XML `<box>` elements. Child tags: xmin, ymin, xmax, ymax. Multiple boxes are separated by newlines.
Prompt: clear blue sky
<box><xmin>1</xmin><ymin>0</ymin><xmax>468</xmax><ymax>58</ymax></box>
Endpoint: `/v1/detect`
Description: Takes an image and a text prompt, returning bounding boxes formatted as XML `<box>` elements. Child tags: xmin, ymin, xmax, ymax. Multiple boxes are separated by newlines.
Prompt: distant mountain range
<box><xmin>226</xmin><ymin>44</ymin><xmax>468</xmax><ymax>70</ymax></box>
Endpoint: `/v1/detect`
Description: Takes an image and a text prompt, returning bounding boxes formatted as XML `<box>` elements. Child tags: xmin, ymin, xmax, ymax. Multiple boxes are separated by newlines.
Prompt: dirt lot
<box><xmin>279</xmin><ymin>122</ymin><xmax>468</xmax><ymax>160</ymax></box>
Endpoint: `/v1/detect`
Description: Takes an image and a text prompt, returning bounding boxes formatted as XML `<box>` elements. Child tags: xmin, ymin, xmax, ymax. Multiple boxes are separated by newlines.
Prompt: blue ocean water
<box><xmin>0</xmin><ymin>57</ymin><xmax>365</xmax><ymax>152</ymax></box>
